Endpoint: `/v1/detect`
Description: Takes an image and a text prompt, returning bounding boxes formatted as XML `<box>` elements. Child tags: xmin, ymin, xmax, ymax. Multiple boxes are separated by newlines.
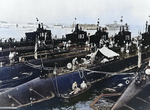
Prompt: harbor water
<box><xmin>0</xmin><ymin>24</ymin><xmax>145</xmax><ymax>42</ymax></box>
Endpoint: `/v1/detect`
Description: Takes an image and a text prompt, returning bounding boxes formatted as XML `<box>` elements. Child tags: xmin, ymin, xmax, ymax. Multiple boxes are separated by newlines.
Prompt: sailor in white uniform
<box><xmin>80</xmin><ymin>81</ymin><xmax>87</xmax><ymax>90</ymax></box>
<box><xmin>9</xmin><ymin>52</ymin><xmax>18</xmax><ymax>64</ymax></box>
<box><xmin>72</xmin><ymin>81</ymin><xmax>77</xmax><ymax>90</ymax></box>
<box><xmin>72</xmin><ymin>81</ymin><xmax>81</xmax><ymax>94</ymax></box>
<box><xmin>72</xmin><ymin>57</ymin><xmax>78</xmax><ymax>71</ymax></box>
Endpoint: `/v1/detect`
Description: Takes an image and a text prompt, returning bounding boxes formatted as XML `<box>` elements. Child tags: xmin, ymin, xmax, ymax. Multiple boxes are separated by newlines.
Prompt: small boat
<box><xmin>60</xmin><ymin>82</ymin><xmax>91</xmax><ymax>99</ymax></box>
<box><xmin>0</xmin><ymin>72</ymin><xmax>33</xmax><ymax>92</ymax></box>
<box><xmin>0</xmin><ymin>63</ymin><xmax>41</xmax><ymax>91</ymax></box>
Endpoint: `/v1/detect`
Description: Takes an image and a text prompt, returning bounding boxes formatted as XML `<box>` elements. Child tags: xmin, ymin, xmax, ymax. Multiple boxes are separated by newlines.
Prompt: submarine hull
<box><xmin>0</xmin><ymin>69</ymin><xmax>105</xmax><ymax>109</ymax></box>
<box><xmin>0</xmin><ymin>63</ymin><xmax>41</xmax><ymax>90</ymax></box>
<box><xmin>0</xmin><ymin>67</ymin><xmax>133</xmax><ymax>109</ymax></box>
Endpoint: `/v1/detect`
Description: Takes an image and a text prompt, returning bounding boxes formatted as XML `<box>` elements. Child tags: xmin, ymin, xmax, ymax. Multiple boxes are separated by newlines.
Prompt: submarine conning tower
<box><xmin>25</xmin><ymin>23</ymin><xmax>52</xmax><ymax>43</ymax></box>
<box><xmin>142</xmin><ymin>21</ymin><xmax>150</xmax><ymax>47</ymax></box>
<box><xmin>114</xmin><ymin>23</ymin><xmax>131</xmax><ymax>46</ymax></box>
<box><xmin>66</xmin><ymin>24</ymin><xmax>87</xmax><ymax>45</ymax></box>
<box><xmin>89</xmin><ymin>19</ymin><xmax>109</xmax><ymax>47</ymax></box>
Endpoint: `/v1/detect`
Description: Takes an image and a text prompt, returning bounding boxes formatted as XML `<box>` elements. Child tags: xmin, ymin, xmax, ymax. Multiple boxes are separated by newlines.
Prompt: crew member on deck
<box><xmin>80</xmin><ymin>81</ymin><xmax>87</xmax><ymax>90</ymax></box>
<box><xmin>72</xmin><ymin>81</ymin><xmax>81</xmax><ymax>94</ymax></box>
<box><xmin>72</xmin><ymin>57</ymin><xmax>78</xmax><ymax>71</ymax></box>
<box><xmin>9</xmin><ymin>52</ymin><xmax>18</xmax><ymax>65</ymax></box>
<box><xmin>72</xmin><ymin>81</ymin><xmax>77</xmax><ymax>90</ymax></box>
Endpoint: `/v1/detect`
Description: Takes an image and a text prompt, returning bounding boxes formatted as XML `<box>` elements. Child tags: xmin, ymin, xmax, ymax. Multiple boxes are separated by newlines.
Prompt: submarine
<box><xmin>111</xmin><ymin>21</ymin><xmax>150</xmax><ymax>110</ymax></box>
<box><xmin>90</xmin><ymin>20</ymin><xmax>150</xmax><ymax>110</ymax></box>
<box><xmin>0</xmin><ymin>41</ymin><xmax>149</xmax><ymax>109</ymax></box>
<box><xmin>0</xmin><ymin>55</ymin><xmax>135</xmax><ymax>109</ymax></box>
<box><xmin>1</xmin><ymin>18</ymin><xmax>150</xmax><ymax>109</ymax></box>
<box><xmin>111</xmin><ymin>61</ymin><xmax>150</xmax><ymax>110</ymax></box>
<box><xmin>0</xmin><ymin>17</ymin><xmax>95</xmax><ymax>91</ymax></box>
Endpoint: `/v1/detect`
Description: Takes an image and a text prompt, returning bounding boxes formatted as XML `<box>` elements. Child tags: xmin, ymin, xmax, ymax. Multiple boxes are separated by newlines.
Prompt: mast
<box><xmin>97</xmin><ymin>18</ymin><xmax>100</xmax><ymax>31</ymax></box>
<box><xmin>36</xmin><ymin>18</ymin><xmax>39</xmax><ymax>27</ymax></box>
<box><xmin>72</xmin><ymin>18</ymin><xmax>77</xmax><ymax>32</ymax></box>
<box><xmin>146</xmin><ymin>21</ymin><xmax>148</xmax><ymax>33</ymax></box>
<box><xmin>137</xmin><ymin>34</ymin><xmax>141</xmax><ymax>68</ymax></box>
<box><xmin>75</xmin><ymin>18</ymin><xmax>77</xmax><ymax>26</ymax></box>
<box><xmin>120</xmin><ymin>16</ymin><xmax>123</xmax><ymax>31</ymax></box>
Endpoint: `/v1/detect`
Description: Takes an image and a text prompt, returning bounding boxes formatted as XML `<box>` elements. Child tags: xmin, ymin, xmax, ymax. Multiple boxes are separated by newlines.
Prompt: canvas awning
<box><xmin>98</xmin><ymin>46</ymin><xmax>119</xmax><ymax>58</ymax></box>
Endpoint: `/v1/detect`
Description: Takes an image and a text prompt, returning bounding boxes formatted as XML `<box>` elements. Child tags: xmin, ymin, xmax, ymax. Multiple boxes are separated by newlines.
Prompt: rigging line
<box><xmin>83</xmin><ymin>72</ymin><xmax>88</xmax><ymax>83</ymax></box>
<box><xmin>90</xmin><ymin>75</ymin><xmax>108</xmax><ymax>84</ymax></box>
<box><xmin>83</xmin><ymin>68</ymin><xmax>134</xmax><ymax>76</ymax></box>
<box><xmin>78</xmin><ymin>68</ymin><xmax>88</xmax><ymax>83</ymax></box>
<box><xmin>78</xmin><ymin>69</ymin><xmax>84</xmax><ymax>78</ymax></box>
<box><xmin>84</xmin><ymin>68</ymin><xmax>114</xmax><ymax>74</ymax></box>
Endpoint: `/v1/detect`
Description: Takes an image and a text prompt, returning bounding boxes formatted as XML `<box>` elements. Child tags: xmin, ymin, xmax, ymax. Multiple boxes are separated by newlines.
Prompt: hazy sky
<box><xmin>0</xmin><ymin>0</ymin><xmax>150</xmax><ymax>25</ymax></box>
